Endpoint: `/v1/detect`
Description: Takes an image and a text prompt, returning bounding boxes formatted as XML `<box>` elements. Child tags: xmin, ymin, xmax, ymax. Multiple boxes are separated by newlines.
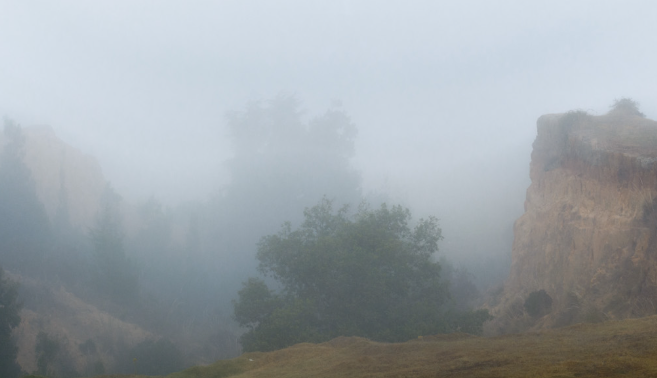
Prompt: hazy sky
<box><xmin>1</xmin><ymin>0</ymin><xmax>656</xmax><ymax>225</ymax></box>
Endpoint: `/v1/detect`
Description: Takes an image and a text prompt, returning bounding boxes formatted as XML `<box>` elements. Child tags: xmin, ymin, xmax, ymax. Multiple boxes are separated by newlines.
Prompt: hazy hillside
<box><xmin>13</xmin><ymin>273</ymin><xmax>153</xmax><ymax>375</ymax></box>
<box><xmin>4</xmin><ymin>2</ymin><xmax>657</xmax><ymax>378</ymax></box>
<box><xmin>0</xmin><ymin>126</ymin><xmax>106</xmax><ymax>230</ymax></box>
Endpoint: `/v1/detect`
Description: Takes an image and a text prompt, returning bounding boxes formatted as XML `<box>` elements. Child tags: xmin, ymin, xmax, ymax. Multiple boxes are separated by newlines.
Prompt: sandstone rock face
<box><xmin>23</xmin><ymin>126</ymin><xmax>106</xmax><ymax>229</ymax></box>
<box><xmin>0</xmin><ymin>125</ymin><xmax>106</xmax><ymax>230</ymax></box>
<box><xmin>494</xmin><ymin>109</ymin><xmax>657</xmax><ymax>331</ymax></box>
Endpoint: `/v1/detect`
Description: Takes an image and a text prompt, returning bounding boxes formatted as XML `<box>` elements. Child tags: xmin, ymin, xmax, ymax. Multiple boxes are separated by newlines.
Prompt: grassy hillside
<box><xmin>94</xmin><ymin>315</ymin><xmax>657</xmax><ymax>378</ymax></box>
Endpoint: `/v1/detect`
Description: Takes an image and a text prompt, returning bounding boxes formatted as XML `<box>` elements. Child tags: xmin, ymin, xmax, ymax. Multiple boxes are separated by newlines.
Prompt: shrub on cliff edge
<box><xmin>610</xmin><ymin>98</ymin><xmax>645</xmax><ymax>117</ymax></box>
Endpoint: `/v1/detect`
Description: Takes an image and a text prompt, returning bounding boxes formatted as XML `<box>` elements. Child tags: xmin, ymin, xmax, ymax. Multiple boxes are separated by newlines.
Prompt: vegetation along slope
<box><xmin>76</xmin><ymin>314</ymin><xmax>657</xmax><ymax>378</ymax></box>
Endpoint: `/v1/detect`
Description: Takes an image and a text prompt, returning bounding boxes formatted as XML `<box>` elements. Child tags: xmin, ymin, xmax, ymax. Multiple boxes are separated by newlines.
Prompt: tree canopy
<box><xmin>225</xmin><ymin>96</ymin><xmax>359</xmax><ymax>204</ymax></box>
<box><xmin>0</xmin><ymin>266</ymin><xmax>21</xmax><ymax>378</ymax></box>
<box><xmin>219</xmin><ymin>95</ymin><xmax>361</xmax><ymax>239</ymax></box>
<box><xmin>205</xmin><ymin>95</ymin><xmax>363</xmax><ymax>309</ymax></box>
<box><xmin>0</xmin><ymin>119</ymin><xmax>51</xmax><ymax>272</ymax></box>
<box><xmin>90</xmin><ymin>183</ymin><xmax>138</xmax><ymax>303</ymax></box>
<box><xmin>609</xmin><ymin>97</ymin><xmax>645</xmax><ymax>117</ymax></box>
<box><xmin>233</xmin><ymin>198</ymin><xmax>492</xmax><ymax>352</ymax></box>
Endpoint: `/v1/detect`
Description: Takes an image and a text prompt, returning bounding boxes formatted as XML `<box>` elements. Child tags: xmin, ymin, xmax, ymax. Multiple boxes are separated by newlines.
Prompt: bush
<box><xmin>128</xmin><ymin>338</ymin><xmax>184</xmax><ymax>376</ymax></box>
<box><xmin>609</xmin><ymin>98</ymin><xmax>645</xmax><ymax>117</ymax></box>
<box><xmin>524</xmin><ymin>290</ymin><xmax>553</xmax><ymax>318</ymax></box>
<box><xmin>35</xmin><ymin>332</ymin><xmax>60</xmax><ymax>376</ymax></box>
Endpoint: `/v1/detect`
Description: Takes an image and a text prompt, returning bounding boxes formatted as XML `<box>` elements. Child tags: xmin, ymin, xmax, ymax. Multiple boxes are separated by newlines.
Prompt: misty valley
<box><xmin>0</xmin><ymin>97</ymin><xmax>496</xmax><ymax>377</ymax></box>
<box><xmin>4</xmin><ymin>97</ymin><xmax>657</xmax><ymax>378</ymax></box>
<box><xmin>5</xmin><ymin>2</ymin><xmax>657</xmax><ymax>377</ymax></box>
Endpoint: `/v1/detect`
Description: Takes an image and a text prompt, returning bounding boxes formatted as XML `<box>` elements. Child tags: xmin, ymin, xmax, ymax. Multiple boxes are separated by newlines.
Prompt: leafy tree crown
<box><xmin>609</xmin><ymin>98</ymin><xmax>645</xmax><ymax>117</ymax></box>
<box><xmin>234</xmin><ymin>198</ymin><xmax>491</xmax><ymax>352</ymax></box>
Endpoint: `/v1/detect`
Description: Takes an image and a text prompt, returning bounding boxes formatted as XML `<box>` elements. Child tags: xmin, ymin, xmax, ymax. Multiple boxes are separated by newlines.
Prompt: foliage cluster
<box><xmin>35</xmin><ymin>331</ymin><xmax>60</xmax><ymax>376</ymax></box>
<box><xmin>33</xmin><ymin>331</ymin><xmax>79</xmax><ymax>378</ymax></box>
<box><xmin>209</xmin><ymin>96</ymin><xmax>362</xmax><ymax>282</ymax></box>
<box><xmin>0</xmin><ymin>119</ymin><xmax>51</xmax><ymax>273</ymax></box>
<box><xmin>90</xmin><ymin>184</ymin><xmax>139</xmax><ymax>303</ymax></box>
<box><xmin>0</xmin><ymin>266</ymin><xmax>21</xmax><ymax>378</ymax></box>
<box><xmin>609</xmin><ymin>97</ymin><xmax>645</xmax><ymax>117</ymax></box>
<box><xmin>127</xmin><ymin>338</ymin><xmax>185</xmax><ymax>376</ymax></box>
<box><xmin>234</xmin><ymin>198</ymin><xmax>491</xmax><ymax>352</ymax></box>
<box><xmin>559</xmin><ymin>109</ymin><xmax>590</xmax><ymax>130</ymax></box>
<box><xmin>524</xmin><ymin>289</ymin><xmax>553</xmax><ymax>318</ymax></box>
<box><xmin>0</xmin><ymin>98</ymin><xmax>363</xmax><ymax>374</ymax></box>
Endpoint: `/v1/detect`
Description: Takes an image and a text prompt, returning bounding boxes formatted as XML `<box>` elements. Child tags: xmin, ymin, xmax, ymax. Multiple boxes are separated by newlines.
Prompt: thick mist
<box><xmin>1</xmin><ymin>0</ymin><xmax>657</xmax><ymax>375</ymax></box>
<box><xmin>3</xmin><ymin>1</ymin><xmax>654</xmax><ymax>266</ymax></box>
<box><xmin>3</xmin><ymin>1</ymin><xmax>657</xmax><ymax>206</ymax></box>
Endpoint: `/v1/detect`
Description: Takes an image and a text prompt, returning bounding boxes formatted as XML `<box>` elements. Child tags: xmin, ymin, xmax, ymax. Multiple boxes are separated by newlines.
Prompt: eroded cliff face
<box><xmin>491</xmin><ymin>109</ymin><xmax>657</xmax><ymax>332</ymax></box>
<box><xmin>0</xmin><ymin>125</ymin><xmax>106</xmax><ymax>229</ymax></box>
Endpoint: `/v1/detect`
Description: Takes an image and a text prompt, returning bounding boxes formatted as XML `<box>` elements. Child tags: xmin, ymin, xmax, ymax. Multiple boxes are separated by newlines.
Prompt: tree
<box><xmin>220</xmin><ymin>95</ymin><xmax>361</xmax><ymax>240</ymax></box>
<box><xmin>609</xmin><ymin>97</ymin><xmax>645</xmax><ymax>117</ymax></box>
<box><xmin>127</xmin><ymin>338</ymin><xmax>184</xmax><ymax>376</ymax></box>
<box><xmin>90</xmin><ymin>183</ymin><xmax>138</xmax><ymax>303</ymax></box>
<box><xmin>207</xmin><ymin>95</ymin><xmax>362</xmax><ymax>308</ymax></box>
<box><xmin>0</xmin><ymin>266</ymin><xmax>21</xmax><ymax>378</ymax></box>
<box><xmin>233</xmin><ymin>198</ymin><xmax>492</xmax><ymax>352</ymax></box>
<box><xmin>524</xmin><ymin>290</ymin><xmax>553</xmax><ymax>318</ymax></box>
<box><xmin>35</xmin><ymin>331</ymin><xmax>60</xmax><ymax>376</ymax></box>
<box><xmin>128</xmin><ymin>196</ymin><xmax>174</xmax><ymax>269</ymax></box>
<box><xmin>0</xmin><ymin>119</ymin><xmax>51</xmax><ymax>272</ymax></box>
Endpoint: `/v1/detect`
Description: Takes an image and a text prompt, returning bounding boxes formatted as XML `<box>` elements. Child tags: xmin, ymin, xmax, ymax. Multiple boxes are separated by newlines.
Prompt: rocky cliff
<box><xmin>0</xmin><ymin>125</ymin><xmax>106</xmax><ymax>230</ymax></box>
<box><xmin>490</xmin><ymin>104</ymin><xmax>657</xmax><ymax>332</ymax></box>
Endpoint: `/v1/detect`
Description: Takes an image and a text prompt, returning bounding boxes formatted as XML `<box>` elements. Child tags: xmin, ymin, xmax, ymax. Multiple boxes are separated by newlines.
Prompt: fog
<box><xmin>0</xmin><ymin>0</ymin><xmax>656</xmax><ymax>373</ymax></box>
<box><xmin>3</xmin><ymin>1</ymin><xmax>656</xmax><ymax>201</ymax></box>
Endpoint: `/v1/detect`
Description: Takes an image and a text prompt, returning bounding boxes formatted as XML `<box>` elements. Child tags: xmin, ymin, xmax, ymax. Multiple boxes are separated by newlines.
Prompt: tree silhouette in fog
<box><xmin>234</xmin><ymin>198</ymin><xmax>492</xmax><ymax>352</ymax></box>
<box><xmin>0</xmin><ymin>119</ymin><xmax>50</xmax><ymax>273</ymax></box>
<box><xmin>206</xmin><ymin>95</ymin><xmax>362</xmax><ymax>302</ymax></box>
<box><xmin>90</xmin><ymin>183</ymin><xmax>138</xmax><ymax>303</ymax></box>
<box><xmin>0</xmin><ymin>266</ymin><xmax>21</xmax><ymax>378</ymax></box>
<box><xmin>223</xmin><ymin>95</ymin><xmax>360</xmax><ymax>228</ymax></box>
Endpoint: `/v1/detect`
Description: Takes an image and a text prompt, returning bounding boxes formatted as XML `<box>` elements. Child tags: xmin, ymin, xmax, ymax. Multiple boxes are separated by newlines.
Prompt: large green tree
<box><xmin>233</xmin><ymin>198</ymin><xmax>492</xmax><ymax>352</ymax></box>
<box><xmin>0</xmin><ymin>266</ymin><xmax>21</xmax><ymax>378</ymax></box>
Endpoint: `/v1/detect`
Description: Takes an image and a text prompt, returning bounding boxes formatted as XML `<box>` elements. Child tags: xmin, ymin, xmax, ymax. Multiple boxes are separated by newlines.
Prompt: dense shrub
<box><xmin>234</xmin><ymin>198</ymin><xmax>492</xmax><ymax>352</ymax></box>
<box><xmin>128</xmin><ymin>338</ymin><xmax>185</xmax><ymax>376</ymax></box>
<box><xmin>609</xmin><ymin>98</ymin><xmax>645</xmax><ymax>117</ymax></box>
<box><xmin>524</xmin><ymin>290</ymin><xmax>553</xmax><ymax>318</ymax></box>
<box><xmin>35</xmin><ymin>332</ymin><xmax>60</xmax><ymax>376</ymax></box>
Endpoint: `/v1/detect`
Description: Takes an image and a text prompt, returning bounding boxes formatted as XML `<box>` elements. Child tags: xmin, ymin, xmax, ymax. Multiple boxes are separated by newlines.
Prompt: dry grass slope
<box><xmin>95</xmin><ymin>315</ymin><xmax>657</xmax><ymax>378</ymax></box>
